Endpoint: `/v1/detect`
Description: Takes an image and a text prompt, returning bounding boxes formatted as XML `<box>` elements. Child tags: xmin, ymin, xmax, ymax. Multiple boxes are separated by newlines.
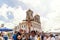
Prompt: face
<box><xmin>31</xmin><ymin>32</ymin><xmax>35</xmax><ymax>37</ymax></box>
<box><xmin>26</xmin><ymin>34</ymin><xmax>29</xmax><ymax>39</ymax></box>
<box><xmin>17</xmin><ymin>35</ymin><xmax>22</xmax><ymax>40</ymax></box>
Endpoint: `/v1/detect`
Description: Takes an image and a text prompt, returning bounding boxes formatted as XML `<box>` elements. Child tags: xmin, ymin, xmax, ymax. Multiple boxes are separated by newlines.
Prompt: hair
<box><xmin>31</xmin><ymin>30</ymin><xmax>36</xmax><ymax>35</ymax></box>
<box><xmin>55</xmin><ymin>34</ymin><xmax>58</xmax><ymax>36</ymax></box>
<box><xmin>17</xmin><ymin>34</ymin><xmax>22</xmax><ymax>40</ymax></box>
<box><xmin>38</xmin><ymin>35</ymin><xmax>40</xmax><ymax>37</ymax></box>
<box><xmin>14</xmin><ymin>31</ymin><xmax>17</xmax><ymax>34</ymax></box>
<box><xmin>50</xmin><ymin>34</ymin><xmax>54</xmax><ymax>37</ymax></box>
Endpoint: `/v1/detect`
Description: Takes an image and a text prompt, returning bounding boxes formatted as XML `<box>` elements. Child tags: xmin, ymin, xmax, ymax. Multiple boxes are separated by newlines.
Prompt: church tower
<box><xmin>26</xmin><ymin>9</ymin><xmax>33</xmax><ymax>20</ymax></box>
<box><xmin>34</xmin><ymin>14</ymin><xmax>40</xmax><ymax>23</ymax></box>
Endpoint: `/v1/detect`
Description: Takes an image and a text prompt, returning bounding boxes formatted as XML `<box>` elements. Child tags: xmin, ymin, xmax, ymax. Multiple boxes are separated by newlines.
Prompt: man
<box><xmin>30</xmin><ymin>30</ymin><xmax>36</xmax><ymax>40</ymax></box>
<box><xmin>41</xmin><ymin>31</ymin><xmax>44</xmax><ymax>40</ymax></box>
<box><xmin>12</xmin><ymin>31</ymin><xmax>17</xmax><ymax>40</ymax></box>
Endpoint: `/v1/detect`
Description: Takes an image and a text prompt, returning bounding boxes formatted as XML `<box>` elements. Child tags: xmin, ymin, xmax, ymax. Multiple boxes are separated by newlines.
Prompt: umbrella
<box><xmin>0</xmin><ymin>27</ymin><xmax>13</xmax><ymax>31</ymax></box>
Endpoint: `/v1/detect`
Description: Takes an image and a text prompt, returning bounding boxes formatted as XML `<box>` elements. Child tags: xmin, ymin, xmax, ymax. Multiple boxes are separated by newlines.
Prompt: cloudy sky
<box><xmin>0</xmin><ymin>0</ymin><xmax>60</xmax><ymax>32</ymax></box>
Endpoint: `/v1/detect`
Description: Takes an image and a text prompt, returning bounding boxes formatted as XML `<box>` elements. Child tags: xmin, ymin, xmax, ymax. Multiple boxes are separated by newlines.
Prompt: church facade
<box><xmin>14</xmin><ymin>9</ymin><xmax>42</xmax><ymax>32</ymax></box>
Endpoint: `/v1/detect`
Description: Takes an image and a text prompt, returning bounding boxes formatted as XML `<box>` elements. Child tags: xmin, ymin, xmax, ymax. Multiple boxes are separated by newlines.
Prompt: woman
<box><xmin>37</xmin><ymin>35</ymin><xmax>41</xmax><ymax>40</ymax></box>
<box><xmin>17</xmin><ymin>34</ymin><xmax>22</xmax><ymax>40</ymax></box>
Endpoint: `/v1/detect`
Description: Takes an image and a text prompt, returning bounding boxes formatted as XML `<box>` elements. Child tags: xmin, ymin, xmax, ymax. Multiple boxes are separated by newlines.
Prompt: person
<box><xmin>37</xmin><ymin>35</ymin><xmax>41</xmax><ymax>40</ymax></box>
<box><xmin>24</xmin><ymin>33</ymin><xmax>31</xmax><ymax>40</ymax></box>
<box><xmin>18</xmin><ymin>29</ymin><xmax>23</xmax><ymax>35</ymax></box>
<box><xmin>17</xmin><ymin>34</ymin><xmax>22</xmax><ymax>40</ymax></box>
<box><xmin>0</xmin><ymin>33</ymin><xmax>4</xmax><ymax>40</ymax></box>
<box><xmin>55</xmin><ymin>35</ymin><xmax>59</xmax><ymax>40</ymax></box>
<box><xmin>3</xmin><ymin>32</ymin><xmax>8</xmax><ymax>40</ymax></box>
<box><xmin>58</xmin><ymin>35</ymin><xmax>60</xmax><ymax>40</ymax></box>
<box><xmin>50</xmin><ymin>34</ymin><xmax>55</xmax><ymax>40</ymax></box>
<box><xmin>30</xmin><ymin>30</ymin><xmax>36</xmax><ymax>40</ymax></box>
<box><xmin>12</xmin><ymin>31</ymin><xmax>17</xmax><ymax>40</ymax></box>
<box><xmin>41</xmin><ymin>31</ymin><xmax>44</xmax><ymax>40</ymax></box>
<box><xmin>46</xmin><ymin>35</ymin><xmax>51</xmax><ymax>40</ymax></box>
<box><xmin>43</xmin><ymin>35</ymin><xmax>47</xmax><ymax>40</ymax></box>
<box><xmin>22</xmin><ymin>33</ymin><xmax>26</xmax><ymax>40</ymax></box>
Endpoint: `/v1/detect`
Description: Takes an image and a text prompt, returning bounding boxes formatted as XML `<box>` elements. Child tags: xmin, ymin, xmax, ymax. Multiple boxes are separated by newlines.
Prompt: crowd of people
<box><xmin>0</xmin><ymin>30</ymin><xmax>60</xmax><ymax>40</ymax></box>
<box><xmin>12</xmin><ymin>30</ymin><xmax>60</xmax><ymax>40</ymax></box>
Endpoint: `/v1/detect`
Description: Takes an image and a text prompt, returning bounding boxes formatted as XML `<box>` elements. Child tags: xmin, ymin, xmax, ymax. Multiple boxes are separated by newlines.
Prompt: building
<box><xmin>14</xmin><ymin>9</ymin><xmax>42</xmax><ymax>32</ymax></box>
<box><xmin>0</xmin><ymin>24</ymin><xmax>4</xmax><ymax>28</ymax></box>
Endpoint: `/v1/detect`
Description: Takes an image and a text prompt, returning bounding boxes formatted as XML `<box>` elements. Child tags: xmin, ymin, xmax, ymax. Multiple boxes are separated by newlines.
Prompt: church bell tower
<box><xmin>26</xmin><ymin>9</ymin><xmax>33</xmax><ymax>20</ymax></box>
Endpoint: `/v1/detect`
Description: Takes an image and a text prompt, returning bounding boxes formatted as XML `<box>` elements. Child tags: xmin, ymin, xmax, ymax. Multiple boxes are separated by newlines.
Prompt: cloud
<box><xmin>0</xmin><ymin>0</ymin><xmax>28</xmax><ymax>10</ymax></box>
<box><xmin>19</xmin><ymin>0</ymin><xmax>52</xmax><ymax>16</ymax></box>
<box><xmin>7</xmin><ymin>11</ymin><xmax>14</xmax><ymax>19</ymax></box>
<box><xmin>11</xmin><ymin>6</ymin><xmax>26</xmax><ymax>26</ymax></box>
<box><xmin>19</xmin><ymin>0</ymin><xmax>60</xmax><ymax>32</ymax></box>
<box><xmin>0</xmin><ymin>0</ymin><xmax>60</xmax><ymax>32</ymax></box>
<box><xmin>0</xmin><ymin>4</ymin><xmax>14</xmax><ymax>22</ymax></box>
<box><xmin>44</xmin><ymin>12</ymin><xmax>60</xmax><ymax>32</ymax></box>
<box><xmin>0</xmin><ymin>4</ymin><xmax>27</xmax><ymax>28</ymax></box>
<box><xmin>0</xmin><ymin>4</ymin><xmax>8</xmax><ymax>19</ymax></box>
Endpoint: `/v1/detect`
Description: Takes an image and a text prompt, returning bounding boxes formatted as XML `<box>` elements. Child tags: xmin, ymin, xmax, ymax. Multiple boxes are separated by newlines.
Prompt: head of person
<box><xmin>31</xmin><ymin>30</ymin><xmax>36</xmax><ymax>37</ymax></box>
<box><xmin>14</xmin><ymin>31</ymin><xmax>17</xmax><ymax>34</ymax></box>
<box><xmin>19</xmin><ymin>29</ymin><xmax>23</xmax><ymax>34</ymax></box>
<box><xmin>55</xmin><ymin>34</ymin><xmax>58</xmax><ymax>36</ymax></box>
<box><xmin>37</xmin><ymin>35</ymin><xmax>40</xmax><ymax>37</ymax></box>
<box><xmin>17</xmin><ymin>34</ymin><xmax>22</xmax><ymax>40</ymax></box>
<box><xmin>25</xmin><ymin>33</ymin><xmax>30</xmax><ymax>39</ymax></box>
<box><xmin>45</xmin><ymin>34</ymin><xmax>50</xmax><ymax>38</ymax></box>
<box><xmin>41</xmin><ymin>31</ymin><xmax>44</xmax><ymax>34</ymax></box>
<box><xmin>50</xmin><ymin>34</ymin><xmax>54</xmax><ymax>37</ymax></box>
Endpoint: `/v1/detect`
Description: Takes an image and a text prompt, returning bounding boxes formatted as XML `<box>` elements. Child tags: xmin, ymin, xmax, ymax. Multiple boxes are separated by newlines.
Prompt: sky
<box><xmin>0</xmin><ymin>0</ymin><xmax>60</xmax><ymax>32</ymax></box>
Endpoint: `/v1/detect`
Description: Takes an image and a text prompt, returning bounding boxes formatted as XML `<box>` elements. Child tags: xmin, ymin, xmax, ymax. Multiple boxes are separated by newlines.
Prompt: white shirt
<box><xmin>30</xmin><ymin>36</ymin><xmax>36</xmax><ymax>40</ymax></box>
<box><xmin>30</xmin><ymin>35</ymin><xmax>40</xmax><ymax>40</ymax></box>
<box><xmin>51</xmin><ymin>37</ymin><xmax>55</xmax><ymax>40</ymax></box>
<box><xmin>55</xmin><ymin>36</ymin><xmax>59</xmax><ymax>40</ymax></box>
<box><xmin>44</xmin><ymin>36</ymin><xmax>47</xmax><ymax>40</ymax></box>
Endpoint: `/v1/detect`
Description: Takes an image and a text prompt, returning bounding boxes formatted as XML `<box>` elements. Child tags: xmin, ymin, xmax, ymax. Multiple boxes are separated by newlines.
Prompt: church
<box><xmin>14</xmin><ymin>9</ymin><xmax>42</xmax><ymax>32</ymax></box>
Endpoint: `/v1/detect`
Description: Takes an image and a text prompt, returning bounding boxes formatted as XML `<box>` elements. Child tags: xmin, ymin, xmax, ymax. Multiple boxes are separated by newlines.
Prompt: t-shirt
<box><xmin>30</xmin><ymin>36</ymin><xmax>36</xmax><ymax>40</ymax></box>
<box><xmin>37</xmin><ymin>37</ymin><xmax>41</xmax><ymax>40</ymax></box>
